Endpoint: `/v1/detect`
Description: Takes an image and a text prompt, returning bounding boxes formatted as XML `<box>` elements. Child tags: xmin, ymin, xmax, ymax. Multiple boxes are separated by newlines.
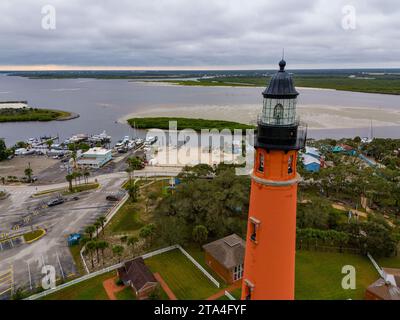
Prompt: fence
<box><xmin>224</xmin><ymin>290</ymin><xmax>236</xmax><ymax>300</ymax></box>
<box><xmin>26</xmin><ymin>243</ymin><xmax>219</xmax><ymax>300</ymax></box>
<box><xmin>25</xmin><ymin>262</ymin><xmax>124</xmax><ymax>300</ymax></box>
<box><xmin>176</xmin><ymin>245</ymin><xmax>220</xmax><ymax>288</ymax></box>
<box><xmin>297</xmin><ymin>242</ymin><xmax>361</xmax><ymax>255</ymax></box>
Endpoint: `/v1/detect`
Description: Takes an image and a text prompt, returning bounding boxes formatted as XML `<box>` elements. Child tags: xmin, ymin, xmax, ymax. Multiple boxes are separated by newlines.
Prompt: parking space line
<box><xmin>27</xmin><ymin>261</ymin><xmax>32</xmax><ymax>290</ymax></box>
<box><xmin>56</xmin><ymin>251</ymin><xmax>65</xmax><ymax>280</ymax></box>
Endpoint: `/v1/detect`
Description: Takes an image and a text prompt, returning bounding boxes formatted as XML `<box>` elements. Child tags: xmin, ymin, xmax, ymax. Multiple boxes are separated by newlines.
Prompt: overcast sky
<box><xmin>0</xmin><ymin>0</ymin><xmax>399</xmax><ymax>70</ymax></box>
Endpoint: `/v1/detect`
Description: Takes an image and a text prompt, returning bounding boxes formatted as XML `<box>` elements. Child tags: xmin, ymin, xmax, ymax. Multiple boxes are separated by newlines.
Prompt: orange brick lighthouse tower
<box><xmin>241</xmin><ymin>59</ymin><xmax>307</xmax><ymax>300</ymax></box>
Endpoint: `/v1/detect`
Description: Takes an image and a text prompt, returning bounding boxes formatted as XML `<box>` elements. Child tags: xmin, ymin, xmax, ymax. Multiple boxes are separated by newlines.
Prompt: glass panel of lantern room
<box><xmin>261</xmin><ymin>98</ymin><xmax>297</xmax><ymax>125</ymax></box>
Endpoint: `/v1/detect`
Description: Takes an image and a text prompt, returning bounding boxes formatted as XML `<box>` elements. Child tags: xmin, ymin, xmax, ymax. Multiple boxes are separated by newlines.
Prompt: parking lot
<box><xmin>0</xmin><ymin>172</ymin><xmax>126</xmax><ymax>298</ymax></box>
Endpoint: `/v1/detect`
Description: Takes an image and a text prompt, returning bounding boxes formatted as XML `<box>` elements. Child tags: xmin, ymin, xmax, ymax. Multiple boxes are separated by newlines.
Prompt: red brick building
<box><xmin>117</xmin><ymin>257</ymin><xmax>159</xmax><ymax>300</ymax></box>
<box><xmin>365</xmin><ymin>268</ymin><xmax>400</xmax><ymax>300</ymax></box>
<box><xmin>203</xmin><ymin>234</ymin><xmax>245</xmax><ymax>284</ymax></box>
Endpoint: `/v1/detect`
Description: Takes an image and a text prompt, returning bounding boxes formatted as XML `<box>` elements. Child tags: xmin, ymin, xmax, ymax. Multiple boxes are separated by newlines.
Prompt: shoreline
<box><xmin>119</xmin><ymin>104</ymin><xmax>400</xmax><ymax>130</ymax></box>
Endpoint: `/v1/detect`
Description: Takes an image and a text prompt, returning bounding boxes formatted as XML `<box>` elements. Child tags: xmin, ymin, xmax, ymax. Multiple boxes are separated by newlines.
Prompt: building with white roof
<box><xmin>302</xmin><ymin>154</ymin><xmax>321</xmax><ymax>172</ymax></box>
<box><xmin>77</xmin><ymin>147</ymin><xmax>112</xmax><ymax>168</ymax></box>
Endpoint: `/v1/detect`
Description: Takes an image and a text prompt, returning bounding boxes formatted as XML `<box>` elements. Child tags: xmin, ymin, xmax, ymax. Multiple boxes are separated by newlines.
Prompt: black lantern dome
<box><xmin>262</xmin><ymin>59</ymin><xmax>299</xmax><ymax>99</ymax></box>
<box><xmin>256</xmin><ymin>59</ymin><xmax>307</xmax><ymax>151</ymax></box>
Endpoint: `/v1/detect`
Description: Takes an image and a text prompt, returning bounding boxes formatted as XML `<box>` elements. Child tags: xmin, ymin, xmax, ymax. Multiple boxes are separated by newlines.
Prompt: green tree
<box><xmin>65</xmin><ymin>174</ymin><xmax>74</xmax><ymax>192</ymax></box>
<box><xmin>192</xmin><ymin>225</ymin><xmax>208</xmax><ymax>247</ymax></box>
<box><xmin>127</xmin><ymin>156</ymin><xmax>144</xmax><ymax>170</ymax></box>
<box><xmin>24</xmin><ymin>165</ymin><xmax>33</xmax><ymax>183</ymax></box>
<box><xmin>97</xmin><ymin>216</ymin><xmax>107</xmax><ymax>236</ymax></box>
<box><xmin>112</xmin><ymin>245</ymin><xmax>124</xmax><ymax>262</ymax></box>
<box><xmin>97</xmin><ymin>240</ymin><xmax>109</xmax><ymax>265</ymax></box>
<box><xmin>85</xmin><ymin>225</ymin><xmax>96</xmax><ymax>240</ymax></box>
<box><xmin>85</xmin><ymin>240</ymin><xmax>97</xmax><ymax>269</ymax></box>
<box><xmin>0</xmin><ymin>139</ymin><xmax>8</xmax><ymax>161</ymax></box>
<box><xmin>127</xmin><ymin>182</ymin><xmax>139</xmax><ymax>202</ymax></box>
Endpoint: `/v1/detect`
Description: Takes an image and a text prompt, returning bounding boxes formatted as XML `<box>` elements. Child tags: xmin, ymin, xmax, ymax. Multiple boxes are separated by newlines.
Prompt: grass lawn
<box><xmin>295</xmin><ymin>251</ymin><xmax>378</xmax><ymax>300</ymax></box>
<box><xmin>184</xmin><ymin>245</ymin><xmax>228</xmax><ymax>288</ymax></box>
<box><xmin>69</xmin><ymin>245</ymin><xmax>86</xmax><ymax>276</ymax></box>
<box><xmin>33</xmin><ymin>183</ymin><xmax>99</xmax><ymax>197</ymax></box>
<box><xmin>115</xmin><ymin>287</ymin><xmax>137</xmax><ymax>300</ymax></box>
<box><xmin>378</xmin><ymin>256</ymin><xmax>400</xmax><ymax>269</ymax></box>
<box><xmin>145</xmin><ymin>249</ymin><xmax>220</xmax><ymax>300</ymax></box>
<box><xmin>63</xmin><ymin>183</ymin><xmax>99</xmax><ymax>195</ymax></box>
<box><xmin>230</xmin><ymin>288</ymin><xmax>242</xmax><ymax>300</ymax></box>
<box><xmin>42</xmin><ymin>271</ymin><xmax>115</xmax><ymax>300</ymax></box>
<box><xmin>105</xmin><ymin>180</ymin><xmax>165</xmax><ymax>235</ymax></box>
<box><xmin>23</xmin><ymin>229</ymin><xmax>45</xmax><ymax>242</ymax></box>
<box><xmin>107</xmin><ymin>200</ymin><xmax>144</xmax><ymax>233</ymax></box>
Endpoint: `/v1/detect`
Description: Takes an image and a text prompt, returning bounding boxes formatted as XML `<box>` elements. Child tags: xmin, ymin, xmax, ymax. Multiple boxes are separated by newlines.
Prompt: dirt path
<box><xmin>154</xmin><ymin>272</ymin><xmax>176</xmax><ymax>300</ymax></box>
<box><xmin>103</xmin><ymin>276</ymin><xmax>126</xmax><ymax>300</ymax></box>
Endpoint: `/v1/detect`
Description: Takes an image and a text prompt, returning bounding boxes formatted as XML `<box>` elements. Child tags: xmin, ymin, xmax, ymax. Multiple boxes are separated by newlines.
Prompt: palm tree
<box><xmin>97</xmin><ymin>216</ymin><xmax>107</xmax><ymax>236</ymax></box>
<box><xmin>65</xmin><ymin>174</ymin><xmax>73</xmax><ymax>192</ymax></box>
<box><xmin>94</xmin><ymin>221</ymin><xmax>101</xmax><ymax>238</ymax></box>
<box><xmin>85</xmin><ymin>240</ymin><xmax>96</xmax><ymax>269</ymax></box>
<box><xmin>126</xmin><ymin>167</ymin><xmax>133</xmax><ymax>185</ymax></box>
<box><xmin>75</xmin><ymin>171</ymin><xmax>83</xmax><ymax>185</ymax></box>
<box><xmin>83</xmin><ymin>169</ymin><xmax>90</xmax><ymax>184</ymax></box>
<box><xmin>97</xmin><ymin>241</ymin><xmax>109</xmax><ymax>265</ymax></box>
<box><xmin>85</xmin><ymin>225</ymin><xmax>96</xmax><ymax>240</ymax></box>
<box><xmin>46</xmin><ymin>139</ymin><xmax>53</xmax><ymax>149</ymax></box>
<box><xmin>112</xmin><ymin>245</ymin><xmax>124</xmax><ymax>263</ymax></box>
<box><xmin>71</xmin><ymin>150</ymin><xmax>77</xmax><ymax>169</ymax></box>
<box><xmin>24</xmin><ymin>165</ymin><xmax>33</xmax><ymax>183</ymax></box>
<box><xmin>127</xmin><ymin>182</ymin><xmax>139</xmax><ymax>202</ymax></box>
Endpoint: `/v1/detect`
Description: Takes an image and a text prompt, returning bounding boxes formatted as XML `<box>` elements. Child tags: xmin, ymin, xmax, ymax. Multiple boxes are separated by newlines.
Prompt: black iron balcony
<box><xmin>255</xmin><ymin>119</ymin><xmax>307</xmax><ymax>151</ymax></box>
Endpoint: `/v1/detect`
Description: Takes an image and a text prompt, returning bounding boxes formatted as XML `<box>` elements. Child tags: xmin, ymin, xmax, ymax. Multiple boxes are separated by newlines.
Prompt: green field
<box><xmin>115</xmin><ymin>287</ymin><xmax>137</xmax><ymax>300</ymax></box>
<box><xmin>145</xmin><ymin>249</ymin><xmax>220</xmax><ymax>300</ymax></box>
<box><xmin>107</xmin><ymin>200</ymin><xmax>144</xmax><ymax>233</ymax></box>
<box><xmin>39</xmin><ymin>249</ymin><xmax>398</xmax><ymax>300</ymax></box>
<box><xmin>42</xmin><ymin>271</ymin><xmax>114</xmax><ymax>300</ymax></box>
<box><xmin>128</xmin><ymin>117</ymin><xmax>255</xmax><ymax>132</ymax></box>
<box><xmin>295</xmin><ymin>251</ymin><xmax>379</xmax><ymax>300</ymax></box>
<box><xmin>23</xmin><ymin>229</ymin><xmax>45</xmax><ymax>242</ymax></box>
<box><xmin>0</xmin><ymin>108</ymin><xmax>72</xmax><ymax>122</ymax></box>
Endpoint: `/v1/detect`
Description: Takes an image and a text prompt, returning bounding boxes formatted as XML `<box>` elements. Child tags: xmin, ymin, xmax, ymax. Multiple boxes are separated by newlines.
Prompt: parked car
<box><xmin>106</xmin><ymin>195</ymin><xmax>120</xmax><ymax>201</ymax></box>
<box><xmin>47</xmin><ymin>198</ymin><xmax>64</xmax><ymax>207</ymax></box>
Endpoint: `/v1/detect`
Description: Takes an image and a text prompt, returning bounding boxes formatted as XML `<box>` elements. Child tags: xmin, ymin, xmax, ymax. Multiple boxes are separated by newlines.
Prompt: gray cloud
<box><xmin>0</xmin><ymin>0</ymin><xmax>399</xmax><ymax>68</ymax></box>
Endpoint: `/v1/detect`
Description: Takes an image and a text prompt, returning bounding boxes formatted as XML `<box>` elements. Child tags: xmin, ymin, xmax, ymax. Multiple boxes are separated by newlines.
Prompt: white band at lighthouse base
<box><xmin>251</xmin><ymin>173</ymin><xmax>301</xmax><ymax>187</ymax></box>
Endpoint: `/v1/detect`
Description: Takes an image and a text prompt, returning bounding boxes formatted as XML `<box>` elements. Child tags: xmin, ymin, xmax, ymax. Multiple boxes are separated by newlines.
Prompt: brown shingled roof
<box><xmin>117</xmin><ymin>257</ymin><xmax>157</xmax><ymax>291</ymax></box>
<box><xmin>202</xmin><ymin>234</ymin><xmax>245</xmax><ymax>269</ymax></box>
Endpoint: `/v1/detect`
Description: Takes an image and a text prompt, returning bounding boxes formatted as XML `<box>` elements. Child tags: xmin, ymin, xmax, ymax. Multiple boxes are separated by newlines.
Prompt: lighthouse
<box><xmin>241</xmin><ymin>59</ymin><xmax>307</xmax><ymax>300</ymax></box>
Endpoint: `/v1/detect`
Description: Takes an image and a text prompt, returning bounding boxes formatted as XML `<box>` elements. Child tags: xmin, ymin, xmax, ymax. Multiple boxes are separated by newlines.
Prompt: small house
<box><xmin>365</xmin><ymin>268</ymin><xmax>400</xmax><ymax>300</ymax></box>
<box><xmin>203</xmin><ymin>234</ymin><xmax>245</xmax><ymax>284</ymax></box>
<box><xmin>117</xmin><ymin>257</ymin><xmax>159</xmax><ymax>300</ymax></box>
<box><xmin>302</xmin><ymin>154</ymin><xmax>321</xmax><ymax>172</ymax></box>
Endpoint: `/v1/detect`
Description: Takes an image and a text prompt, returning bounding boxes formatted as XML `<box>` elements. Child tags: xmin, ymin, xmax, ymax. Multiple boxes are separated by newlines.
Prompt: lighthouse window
<box><xmin>258</xmin><ymin>153</ymin><xmax>264</xmax><ymax>172</ymax></box>
<box><xmin>249</xmin><ymin>217</ymin><xmax>260</xmax><ymax>243</ymax></box>
<box><xmin>273</xmin><ymin>103</ymin><xmax>284</xmax><ymax>125</ymax></box>
<box><xmin>244</xmin><ymin>280</ymin><xmax>254</xmax><ymax>300</ymax></box>
<box><xmin>288</xmin><ymin>155</ymin><xmax>294</xmax><ymax>174</ymax></box>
